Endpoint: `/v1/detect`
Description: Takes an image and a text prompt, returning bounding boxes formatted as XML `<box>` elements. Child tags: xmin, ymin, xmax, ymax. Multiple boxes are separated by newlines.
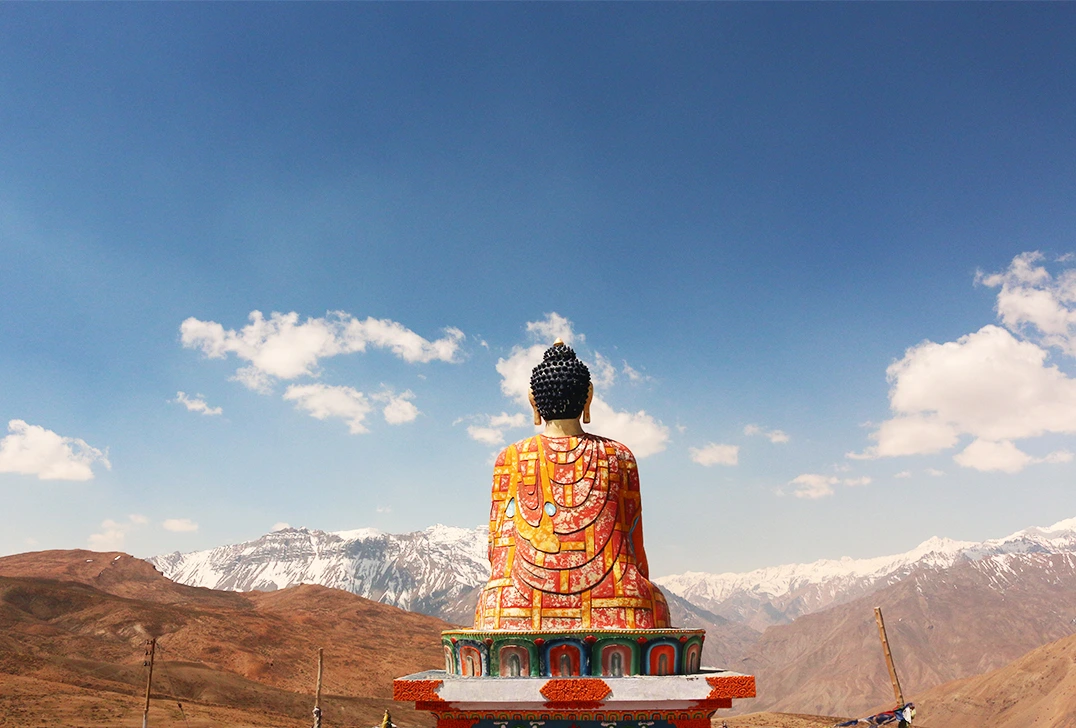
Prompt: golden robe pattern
<box><xmin>474</xmin><ymin>434</ymin><xmax>670</xmax><ymax>631</ymax></box>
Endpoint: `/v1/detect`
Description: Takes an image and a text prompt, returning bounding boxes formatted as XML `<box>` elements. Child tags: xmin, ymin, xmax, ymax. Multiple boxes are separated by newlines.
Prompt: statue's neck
<box><xmin>542</xmin><ymin>418</ymin><xmax>585</xmax><ymax>438</ymax></box>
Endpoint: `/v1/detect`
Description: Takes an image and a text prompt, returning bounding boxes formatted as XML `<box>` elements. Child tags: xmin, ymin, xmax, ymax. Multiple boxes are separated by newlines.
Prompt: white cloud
<box><xmin>689</xmin><ymin>443</ymin><xmax>739</xmax><ymax>467</ymax></box>
<box><xmin>979</xmin><ymin>251</ymin><xmax>1076</xmax><ymax>355</ymax></box>
<box><xmin>88</xmin><ymin>514</ymin><xmax>146</xmax><ymax>551</ymax></box>
<box><xmin>526</xmin><ymin>312</ymin><xmax>578</xmax><ymax>346</ymax></box>
<box><xmin>490</xmin><ymin>412</ymin><xmax>528</xmax><ymax>429</ymax></box>
<box><xmin>271</xmin><ymin>522</ymin><xmax>291</xmax><ymax>532</ymax></box>
<box><xmin>466</xmin><ymin>412</ymin><xmax>530</xmax><ymax>446</ymax></box>
<box><xmin>744</xmin><ymin>424</ymin><xmax>790</xmax><ymax>444</ymax></box>
<box><xmin>376</xmin><ymin>505</ymin><xmax>392</xmax><ymax>514</ymax></box>
<box><xmin>181</xmin><ymin>310</ymin><xmax>464</xmax><ymax>392</ymax></box>
<box><xmin>283</xmin><ymin>383</ymin><xmax>372</xmax><ymax>434</ymax></box>
<box><xmin>588</xmin><ymin>398</ymin><xmax>669</xmax><ymax>458</ymax></box>
<box><xmin>789</xmin><ymin>474</ymin><xmax>837</xmax><ymax>499</ymax></box>
<box><xmin>374</xmin><ymin>389</ymin><xmax>419</xmax><ymax>425</ymax></box>
<box><xmin>850</xmin><ymin>325</ymin><xmax>1076</xmax><ymax>470</ymax></box>
<box><xmin>173</xmin><ymin>391</ymin><xmax>222</xmax><ymax>416</ymax></box>
<box><xmin>953</xmin><ymin>439</ymin><xmax>1032</xmax><ymax>474</ymax></box>
<box><xmin>851</xmin><ymin>253</ymin><xmax>1076</xmax><ymax>474</ymax></box>
<box><xmin>0</xmin><ymin>420</ymin><xmax>111</xmax><ymax>481</ymax></box>
<box><xmin>622</xmin><ymin>362</ymin><xmax>649</xmax><ymax>383</ymax></box>
<box><xmin>894</xmin><ymin>470</ymin><xmax>912</xmax><ymax>478</ymax></box>
<box><xmin>162</xmin><ymin>518</ymin><xmax>198</xmax><ymax>533</ymax></box>
<box><xmin>467</xmin><ymin>425</ymin><xmax>507</xmax><ymax>446</ymax></box>
<box><xmin>926</xmin><ymin>468</ymin><xmax>946</xmax><ymax>476</ymax></box>
<box><xmin>591</xmin><ymin>352</ymin><xmax>617</xmax><ymax>389</ymax></box>
<box><xmin>843</xmin><ymin>476</ymin><xmax>872</xmax><ymax>487</ymax></box>
<box><xmin>954</xmin><ymin>439</ymin><xmax>1074</xmax><ymax>473</ymax></box>
<box><xmin>490</xmin><ymin>314</ymin><xmax>670</xmax><ymax>458</ymax></box>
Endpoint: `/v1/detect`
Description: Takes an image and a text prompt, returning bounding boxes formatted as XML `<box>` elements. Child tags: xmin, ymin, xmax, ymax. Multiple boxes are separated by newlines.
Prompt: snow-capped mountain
<box><xmin>149</xmin><ymin>524</ymin><xmax>489</xmax><ymax>624</ymax></box>
<box><xmin>150</xmin><ymin>517</ymin><xmax>1076</xmax><ymax>631</ymax></box>
<box><xmin>654</xmin><ymin>516</ymin><xmax>1076</xmax><ymax>630</ymax></box>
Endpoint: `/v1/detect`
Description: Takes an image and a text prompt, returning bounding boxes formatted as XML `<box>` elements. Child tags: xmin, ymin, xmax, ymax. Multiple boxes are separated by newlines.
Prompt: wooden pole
<box><xmin>142</xmin><ymin>638</ymin><xmax>156</xmax><ymax>728</ymax></box>
<box><xmin>312</xmin><ymin>647</ymin><xmax>324</xmax><ymax>728</ymax></box>
<box><xmin>874</xmin><ymin>607</ymin><xmax>905</xmax><ymax>707</ymax></box>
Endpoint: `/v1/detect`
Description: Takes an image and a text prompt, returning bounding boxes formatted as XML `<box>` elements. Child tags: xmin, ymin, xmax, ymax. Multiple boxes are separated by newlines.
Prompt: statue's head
<box><xmin>530</xmin><ymin>340</ymin><xmax>591</xmax><ymax>421</ymax></box>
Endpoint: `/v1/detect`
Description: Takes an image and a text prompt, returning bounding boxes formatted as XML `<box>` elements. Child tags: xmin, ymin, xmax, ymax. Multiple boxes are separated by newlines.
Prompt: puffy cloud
<box><xmin>850</xmin><ymin>325</ymin><xmax>1076</xmax><ymax>469</ymax></box>
<box><xmin>490</xmin><ymin>314</ymin><xmax>670</xmax><ymax>458</ymax></box>
<box><xmin>181</xmin><ymin>310</ymin><xmax>464</xmax><ymax>392</ymax></box>
<box><xmin>744</xmin><ymin>424</ymin><xmax>790</xmax><ymax>444</ymax></box>
<box><xmin>843</xmin><ymin>476</ymin><xmax>872</xmax><ymax>487</ymax></box>
<box><xmin>979</xmin><ymin>251</ymin><xmax>1076</xmax><ymax>355</ymax></box>
<box><xmin>789</xmin><ymin>474</ymin><xmax>837</xmax><ymax>499</ymax></box>
<box><xmin>466</xmin><ymin>412</ymin><xmax>530</xmax><ymax>446</ymax></box>
<box><xmin>689</xmin><ymin>443</ymin><xmax>739</xmax><ymax>467</ymax></box>
<box><xmin>162</xmin><ymin>518</ymin><xmax>199</xmax><ymax>533</ymax></box>
<box><xmin>894</xmin><ymin>470</ymin><xmax>912</xmax><ymax>478</ymax></box>
<box><xmin>0</xmin><ymin>420</ymin><xmax>111</xmax><ymax>481</ymax></box>
<box><xmin>271</xmin><ymin>522</ymin><xmax>291</xmax><ymax>532</ymax></box>
<box><xmin>587</xmin><ymin>398</ymin><xmax>669</xmax><ymax>458</ymax></box>
<box><xmin>490</xmin><ymin>412</ymin><xmax>528</xmax><ymax>429</ymax></box>
<box><xmin>173</xmin><ymin>392</ymin><xmax>222</xmax><ymax>416</ymax></box>
<box><xmin>467</xmin><ymin>426</ymin><xmax>507</xmax><ymax>446</ymax></box>
<box><xmin>88</xmin><ymin>514</ymin><xmax>145</xmax><ymax>551</ymax></box>
<box><xmin>954</xmin><ymin>439</ymin><xmax>1072</xmax><ymax>473</ymax></box>
<box><xmin>374</xmin><ymin>390</ymin><xmax>419</xmax><ymax>425</ymax></box>
<box><xmin>283</xmin><ymin>384</ymin><xmax>372</xmax><ymax>434</ymax></box>
<box><xmin>926</xmin><ymin>468</ymin><xmax>946</xmax><ymax>476</ymax></box>
<box><xmin>851</xmin><ymin>253</ymin><xmax>1076</xmax><ymax>474</ymax></box>
<box><xmin>526</xmin><ymin>312</ymin><xmax>578</xmax><ymax>346</ymax></box>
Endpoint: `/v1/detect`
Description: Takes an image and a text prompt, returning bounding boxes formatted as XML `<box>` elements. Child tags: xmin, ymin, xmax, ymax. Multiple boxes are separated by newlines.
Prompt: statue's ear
<box><xmin>582</xmin><ymin>384</ymin><xmax>593</xmax><ymax>425</ymax></box>
<box><xmin>529</xmin><ymin>391</ymin><xmax>542</xmax><ymax>426</ymax></box>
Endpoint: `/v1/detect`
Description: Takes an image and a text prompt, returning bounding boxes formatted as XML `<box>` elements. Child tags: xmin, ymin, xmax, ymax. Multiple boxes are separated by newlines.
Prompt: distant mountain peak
<box><xmin>655</xmin><ymin>516</ymin><xmax>1076</xmax><ymax>630</ymax></box>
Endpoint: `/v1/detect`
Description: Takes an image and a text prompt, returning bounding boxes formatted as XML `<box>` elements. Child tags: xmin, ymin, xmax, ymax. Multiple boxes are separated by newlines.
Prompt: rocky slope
<box><xmin>0</xmin><ymin>549</ymin><xmax>447</xmax><ymax>727</ymax></box>
<box><xmin>916</xmin><ymin>630</ymin><xmax>1076</xmax><ymax>728</ymax></box>
<box><xmin>739</xmin><ymin>551</ymin><xmax>1076</xmax><ymax>717</ymax></box>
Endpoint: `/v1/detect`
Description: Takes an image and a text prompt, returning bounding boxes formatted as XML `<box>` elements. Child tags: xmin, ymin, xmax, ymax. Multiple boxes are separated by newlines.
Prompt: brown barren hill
<box><xmin>914</xmin><ymin>630</ymin><xmax>1076</xmax><ymax>728</ymax></box>
<box><xmin>739</xmin><ymin>552</ymin><xmax>1076</xmax><ymax>717</ymax></box>
<box><xmin>0</xmin><ymin>549</ymin><xmax>449</xmax><ymax>727</ymax></box>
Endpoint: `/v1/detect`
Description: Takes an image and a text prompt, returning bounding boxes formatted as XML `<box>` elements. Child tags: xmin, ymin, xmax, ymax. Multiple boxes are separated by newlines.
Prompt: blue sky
<box><xmin>2</xmin><ymin>4</ymin><xmax>1076</xmax><ymax>575</ymax></box>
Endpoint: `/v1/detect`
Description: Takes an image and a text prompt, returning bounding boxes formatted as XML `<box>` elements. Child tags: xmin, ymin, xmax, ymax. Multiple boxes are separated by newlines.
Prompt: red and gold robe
<box><xmin>474</xmin><ymin>433</ymin><xmax>670</xmax><ymax>631</ymax></box>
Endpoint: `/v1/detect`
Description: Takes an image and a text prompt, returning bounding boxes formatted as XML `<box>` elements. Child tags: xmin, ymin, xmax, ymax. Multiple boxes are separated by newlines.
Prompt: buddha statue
<box><xmin>474</xmin><ymin>340</ymin><xmax>671</xmax><ymax>631</ymax></box>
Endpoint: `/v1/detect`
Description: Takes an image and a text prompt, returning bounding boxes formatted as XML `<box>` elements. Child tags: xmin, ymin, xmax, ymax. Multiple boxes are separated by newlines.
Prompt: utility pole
<box><xmin>874</xmin><ymin>607</ymin><xmax>905</xmax><ymax>707</ymax></box>
<box><xmin>142</xmin><ymin>638</ymin><xmax>156</xmax><ymax>728</ymax></box>
<box><xmin>312</xmin><ymin>647</ymin><xmax>324</xmax><ymax>728</ymax></box>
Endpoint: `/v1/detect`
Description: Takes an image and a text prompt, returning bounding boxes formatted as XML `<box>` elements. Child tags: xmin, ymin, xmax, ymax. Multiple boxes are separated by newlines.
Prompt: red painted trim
<box><xmin>705</xmin><ymin>674</ymin><xmax>756</xmax><ymax>699</ymax></box>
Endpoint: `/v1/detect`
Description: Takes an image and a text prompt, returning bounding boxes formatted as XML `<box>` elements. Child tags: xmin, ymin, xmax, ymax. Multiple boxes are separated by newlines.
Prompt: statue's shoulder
<box><xmin>495</xmin><ymin>435</ymin><xmax>541</xmax><ymax>464</ymax></box>
<box><xmin>584</xmin><ymin>433</ymin><xmax>636</xmax><ymax>463</ymax></box>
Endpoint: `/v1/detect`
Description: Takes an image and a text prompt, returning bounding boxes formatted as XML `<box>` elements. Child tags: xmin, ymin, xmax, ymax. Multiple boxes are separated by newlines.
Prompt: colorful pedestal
<box><xmin>394</xmin><ymin>669</ymin><xmax>756</xmax><ymax>728</ymax></box>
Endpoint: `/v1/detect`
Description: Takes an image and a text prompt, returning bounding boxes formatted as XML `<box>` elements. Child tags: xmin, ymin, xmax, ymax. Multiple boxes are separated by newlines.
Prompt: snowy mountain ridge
<box><xmin>149</xmin><ymin>523</ymin><xmax>489</xmax><ymax>623</ymax></box>
<box><xmin>149</xmin><ymin>516</ymin><xmax>1076</xmax><ymax>630</ymax></box>
<box><xmin>654</xmin><ymin>516</ymin><xmax>1076</xmax><ymax>629</ymax></box>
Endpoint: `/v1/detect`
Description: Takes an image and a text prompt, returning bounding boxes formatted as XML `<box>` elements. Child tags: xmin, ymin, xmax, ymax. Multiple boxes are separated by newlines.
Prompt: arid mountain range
<box><xmin>8</xmin><ymin>515</ymin><xmax>1076</xmax><ymax>724</ymax></box>
<box><xmin>916</xmin><ymin>629</ymin><xmax>1076</xmax><ymax>728</ymax></box>
<box><xmin>3</xmin><ymin>548</ymin><xmax>1076</xmax><ymax>726</ymax></box>
<box><xmin>739</xmin><ymin>552</ymin><xmax>1076</xmax><ymax>716</ymax></box>
<box><xmin>0</xmin><ymin>550</ymin><xmax>447</xmax><ymax>727</ymax></box>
